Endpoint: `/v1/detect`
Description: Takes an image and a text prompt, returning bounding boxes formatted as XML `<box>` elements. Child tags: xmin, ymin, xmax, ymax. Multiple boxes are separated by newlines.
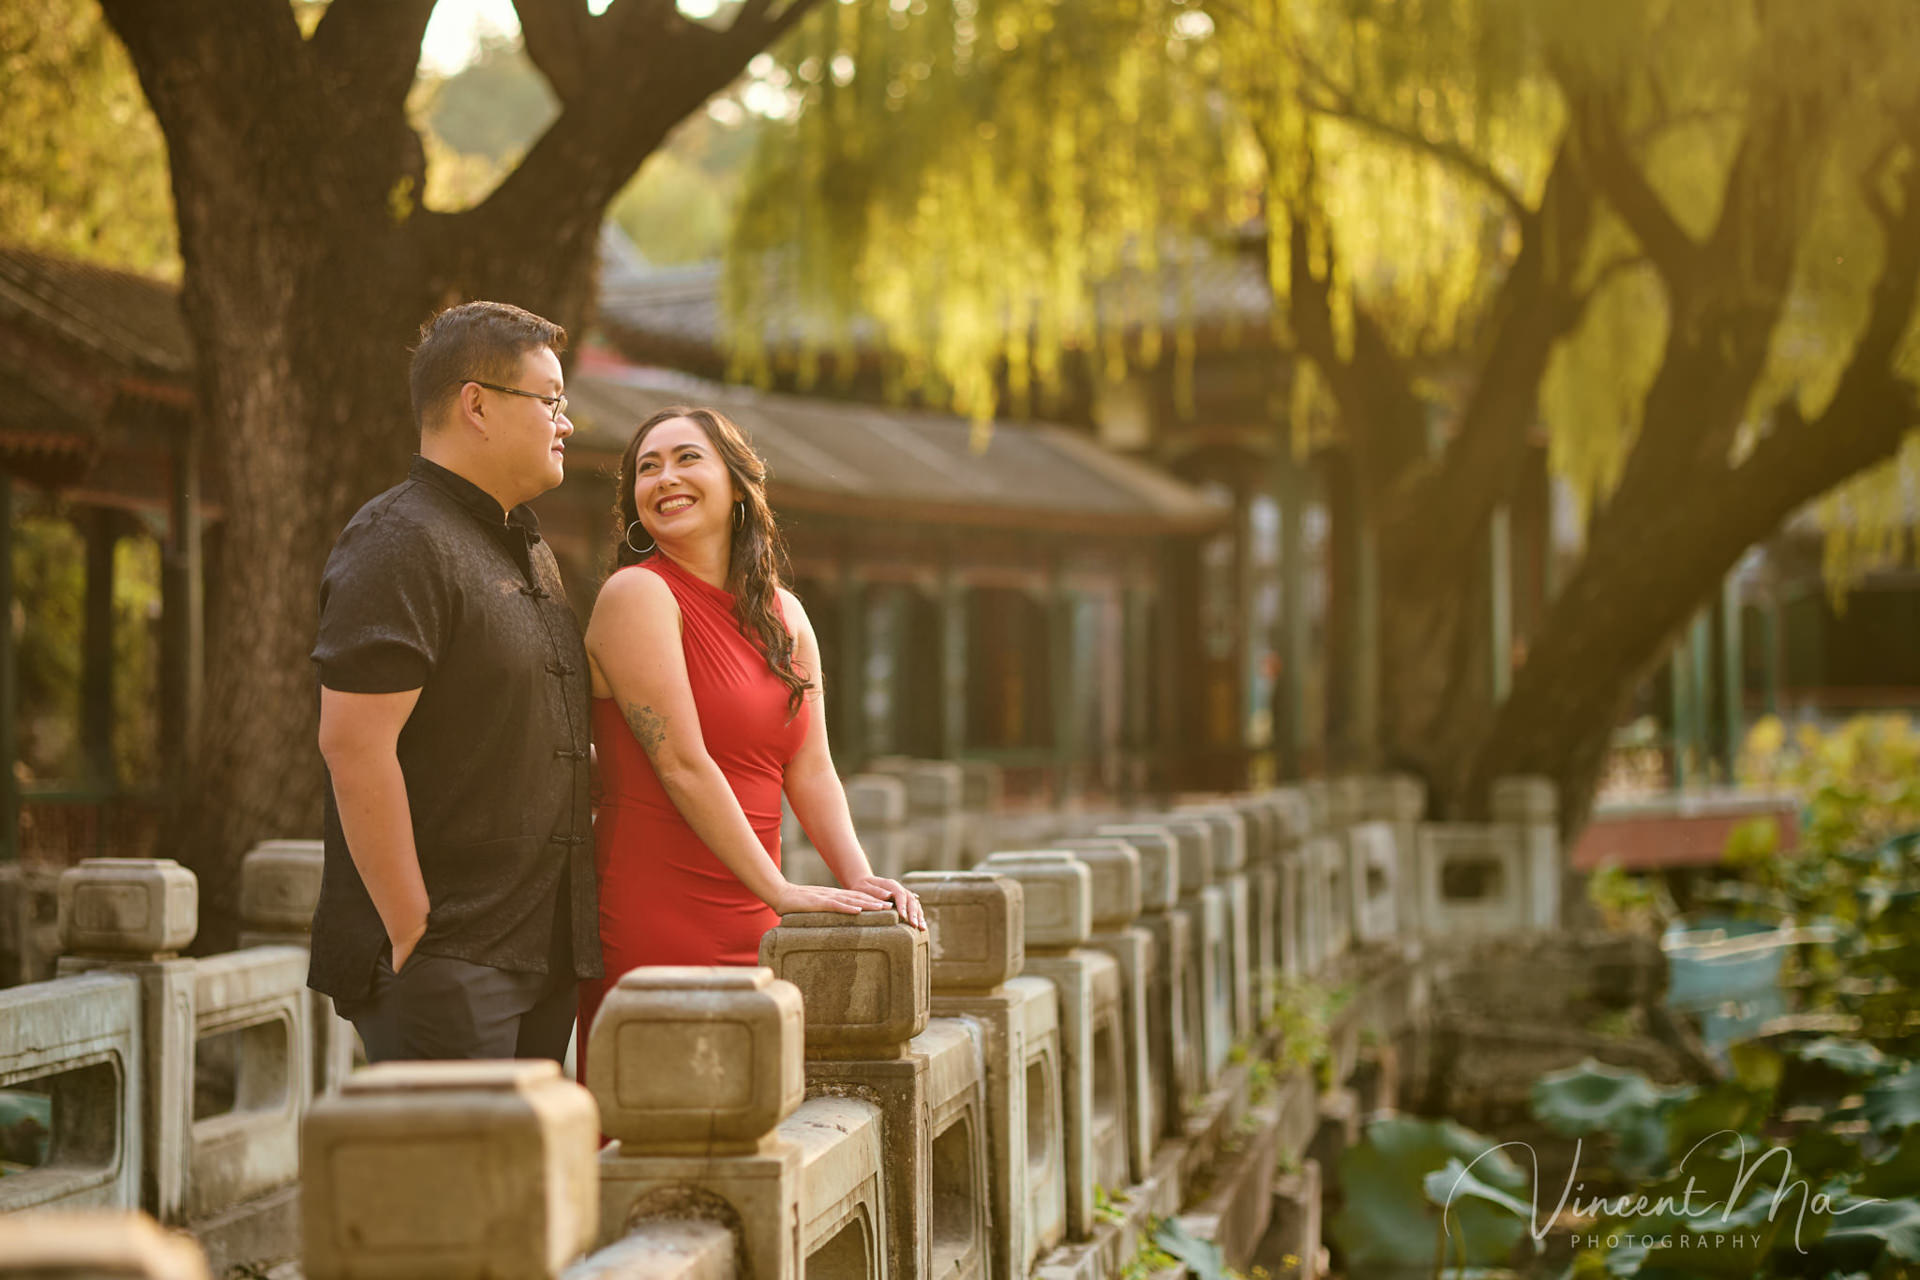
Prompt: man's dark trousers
<box><xmin>345</xmin><ymin>947</ymin><xmax>576</xmax><ymax>1063</ymax></box>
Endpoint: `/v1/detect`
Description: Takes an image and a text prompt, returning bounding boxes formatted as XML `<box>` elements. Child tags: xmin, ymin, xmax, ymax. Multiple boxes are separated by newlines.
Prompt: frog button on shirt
<box><xmin>308</xmin><ymin>454</ymin><xmax>600</xmax><ymax>1007</ymax></box>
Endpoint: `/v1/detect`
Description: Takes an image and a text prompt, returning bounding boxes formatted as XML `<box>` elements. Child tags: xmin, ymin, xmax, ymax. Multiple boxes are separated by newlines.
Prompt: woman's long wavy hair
<box><xmin>613</xmin><ymin>406</ymin><xmax>811</xmax><ymax>716</ymax></box>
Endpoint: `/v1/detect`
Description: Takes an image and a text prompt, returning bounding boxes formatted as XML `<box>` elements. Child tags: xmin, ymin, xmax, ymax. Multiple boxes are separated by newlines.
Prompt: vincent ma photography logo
<box><xmin>1442</xmin><ymin>1131</ymin><xmax>1885</xmax><ymax>1258</ymax></box>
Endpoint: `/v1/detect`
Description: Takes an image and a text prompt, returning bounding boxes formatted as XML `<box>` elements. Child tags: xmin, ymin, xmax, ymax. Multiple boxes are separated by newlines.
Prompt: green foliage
<box><xmin>1531</xmin><ymin>1060</ymin><xmax>1692</xmax><ymax>1180</ymax></box>
<box><xmin>0</xmin><ymin>0</ymin><xmax>175</xmax><ymax>271</ymax></box>
<box><xmin>1541</xmin><ymin>719</ymin><xmax>1920</xmax><ymax>1278</ymax></box>
<box><xmin>728</xmin><ymin>0</ymin><xmax>1920</xmax><ymax>555</ymax></box>
<box><xmin>1267</xmin><ymin>979</ymin><xmax>1336</xmax><ymax>1079</ymax></box>
<box><xmin>1586</xmin><ymin>863</ymin><xmax>1666</xmax><ymax>934</ymax></box>
<box><xmin>1118</xmin><ymin>1220</ymin><xmax>1180</xmax><ymax>1280</ymax></box>
<box><xmin>416</xmin><ymin>36</ymin><xmax>558</xmax><ymax>162</ymax></box>
<box><xmin>1332</xmin><ymin>1115</ymin><xmax>1531</xmax><ymax>1270</ymax></box>
<box><xmin>1810</xmin><ymin>1198</ymin><xmax>1920</xmax><ymax>1269</ymax></box>
<box><xmin>1153</xmin><ymin>1216</ymin><xmax>1233</xmax><ymax>1280</ymax></box>
<box><xmin>10</xmin><ymin>515</ymin><xmax>162</xmax><ymax>785</ymax></box>
<box><xmin>408</xmin><ymin>38</ymin><xmax>762</xmax><ymax>266</ymax></box>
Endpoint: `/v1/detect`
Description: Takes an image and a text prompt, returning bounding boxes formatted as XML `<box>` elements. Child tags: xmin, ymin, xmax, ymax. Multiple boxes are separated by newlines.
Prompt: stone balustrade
<box><xmin>16</xmin><ymin>853</ymin><xmax>316</xmax><ymax>1267</ymax></box>
<box><xmin>0</xmin><ymin>969</ymin><xmax>142</xmax><ymax>1213</ymax></box>
<box><xmin>0</xmin><ymin>771</ymin><xmax>1569</xmax><ymax>1278</ymax></box>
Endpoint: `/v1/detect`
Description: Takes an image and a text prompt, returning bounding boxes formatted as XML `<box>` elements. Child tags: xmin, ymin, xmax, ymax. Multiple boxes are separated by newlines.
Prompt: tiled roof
<box><xmin>0</xmin><ymin>245</ymin><xmax>190</xmax><ymax>375</ymax></box>
<box><xmin>0</xmin><ymin>236</ymin><xmax>1225</xmax><ymax>533</ymax></box>
<box><xmin>567</xmin><ymin>366</ymin><xmax>1227</xmax><ymax>535</ymax></box>
<box><xmin>595</xmin><ymin>227</ymin><xmax>1276</xmax><ymax>361</ymax></box>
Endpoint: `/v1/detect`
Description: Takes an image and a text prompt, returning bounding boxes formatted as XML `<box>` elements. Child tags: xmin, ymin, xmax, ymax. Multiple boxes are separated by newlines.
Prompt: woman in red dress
<box><xmin>577</xmin><ymin>406</ymin><xmax>926</xmax><ymax>1066</ymax></box>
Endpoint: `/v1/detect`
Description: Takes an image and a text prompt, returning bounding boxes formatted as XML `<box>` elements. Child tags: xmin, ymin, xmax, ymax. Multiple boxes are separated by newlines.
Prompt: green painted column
<box><xmin>1763</xmin><ymin>599</ymin><xmax>1784</xmax><ymax>717</ymax></box>
<box><xmin>83</xmin><ymin>508</ymin><xmax>119</xmax><ymax>788</ymax></box>
<box><xmin>1669</xmin><ymin>637</ymin><xmax>1693</xmax><ymax>790</ymax></box>
<box><xmin>837</xmin><ymin>568</ymin><xmax>865</xmax><ymax>769</ymax></box>
<box><xmin>161</xmin><ymin>421</ymin><xmax>204</xmax><ymax>783</ymax></box>
<box><xmin>1120</xmin><ymin>586</ymin><xmax>1148</xmax><ymax>800</ymax></box>
<box><xmin>1689</xmin><ymin>610</ymin><xmax>1713</xmax><ymax>783</ymax></box>
<box><xmin>1049</xmin><ymin>580</ymin><xmax>1077</xmax><ymax>802</ymax></box>
<box><xmin>1278</xmin><ymin>458</ymin><xmax>1309</xmax><ymax>777</ymax></box>
<box><xmin>1489</xmin><ymin>504</ymin><xmax>1513</xmax><ymax>705</ymax></box>
<box><xmin>1720</xmin><ymin>576</ymin><xmax>1745</xmax><ymax>769</ymax></box>
<box><xmin>939</xmin><ymin>569</ymin><xmax>967</xmax><ymax>759</ymax></box>
<box><xmin>1351</xmin><ymin>511</ymin><xmax>1381</xmax><ymax>767</ymax></box>
<box><xmin>0</xmin><ymin>477</ymin><xmax>14</xmax><ymax>862</ymax></box>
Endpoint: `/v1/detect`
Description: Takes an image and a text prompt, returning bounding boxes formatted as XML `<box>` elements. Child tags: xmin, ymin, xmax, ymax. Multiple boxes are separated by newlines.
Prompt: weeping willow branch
<box><xmin>1294</xmin><ymin>73</ymin><xmax>1529</xmax><ymax>220</ymax></box>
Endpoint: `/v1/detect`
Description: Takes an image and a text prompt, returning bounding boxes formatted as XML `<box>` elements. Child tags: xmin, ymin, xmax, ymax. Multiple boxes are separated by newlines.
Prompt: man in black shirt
<box><xmin>309</xmin><ymin>301</ymin><xmax>599</xmax><ymax>1063</ymax></box>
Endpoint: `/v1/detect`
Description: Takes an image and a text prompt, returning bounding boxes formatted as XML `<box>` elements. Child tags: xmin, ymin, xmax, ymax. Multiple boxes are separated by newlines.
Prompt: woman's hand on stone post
<box><xmin>768</xmin><ymin>880</ymin><xmax>889</xmax><ymax>916</ymax></box>
<box><xmin>845</xmin><ymin>875</ymin><xmax>926</xmax><ymax>930</ymax></box>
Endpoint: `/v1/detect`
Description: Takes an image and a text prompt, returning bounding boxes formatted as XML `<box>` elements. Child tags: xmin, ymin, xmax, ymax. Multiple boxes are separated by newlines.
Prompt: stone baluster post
<box><xmin>1093</xmin><ymin>824</ymin><xmax>1192</xmax><ymax>1139</ymax></box>
<box><xmin>0</xmin><ymin>861</ymin><xmax>61</xmax><ymax>985</ymax></box>
<box><xmin>1492</xmin><ymin>775</ymin><xmax>1561</xmax><ymax>930</ymax></box>
<box><xmin>1380</xmin><ymin>774</ymin><xmax>1428</xmax><ymax>938</ymax></box>
<box><xmin>1300</xmin><ymin>780</ymin><xmax>1330</xmax><ymax>840</ymax></box>
<box><xmin>1228</xmin><ymin>796</ymin><xmax>1281</xmax><ymax>1018</ymax></box>
<box><xmin>901</xmin><ymin>870</ymin><xmax>1065</xmax><ymax>1280</ymax></box>
<box><xmin>1325</xmin><ymin>776</ymin><xmax>1357</xmax><ymax>839</ymax></box>
<box><xmin>0</xmin><ymin>1210</ymin><xmax>211</xmax><ymax>1278</ymax></box>
<box><xmin>1045</xmin><ymin>836</ymin><xmax>1157</xmax><ymax>1183</ymax></box>
<box><xmin>956</xmin><ymin>760</ymin><xmax>1004</xmax><ymax>864</ymax></box>
<box><xmin>301</xmin><ymin>1060</ymin><xmax>600</xmax><ymax>1279</ymax></box>
<box><xmin>589</xmin><ymin>967</ymin><xmax>806</xmax><ymax>1280</ymax></box>
<box><xmin>1155</xmin><ymin>816</ymin><xmax>1228</xmax><ymax>1084</ymax></box>
<box><xmin>1175</xmin><ymin>804</ymin><xmax>1253</xmax><ymax>1043</ymax></box>
<box><xmin>903</xmin><ymin>761</ymin><xmax>967</xmax><ymax>871</ymax></box>
<box><xmin>54</xmin><ymin>858</ymin><xmax>198</xmax><ymax>1222</ymax></box>
<box><xmin>235</xmin><ymin>839</ymin><xmax>357</xmax><ymax>1096</ymax></box>
<box><xmin>1264</xmin><ymin>788</ymin><xmax>1309</xmax><ymax>983</ymax></box>
<box><xmin>975</xmin><ymin>851</ymin><xmax>1128</xmax><ymax>1241</ymax></box>
<box><xmin>845</xmin><ymin>774</ymin><xmax>913</xmax><ymax>879</ymax></box>
<box><xmin>759</xmin><ymin>910</ymin><xmax>931</xmax><ymax>1280</ymax></box>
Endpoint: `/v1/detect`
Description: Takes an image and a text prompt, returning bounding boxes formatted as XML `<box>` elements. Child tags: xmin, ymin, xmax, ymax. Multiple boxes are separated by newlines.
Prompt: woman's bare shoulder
<box><xmin>775</xmin><ymin>584</ymin><xmax>811</xmax><ymax>629</ymax></box>
<box><xmin>589</xmin><ymin>563</ymin><xmax>680</xmax><ymax>633</ymax></box>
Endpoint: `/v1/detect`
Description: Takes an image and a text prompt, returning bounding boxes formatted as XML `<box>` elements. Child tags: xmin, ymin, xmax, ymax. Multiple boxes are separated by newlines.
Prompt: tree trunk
<box><xmin>1375</xmin><ymin>528</ymin><xmax>1497</xmax><ymax>813</ymax></box>
<box><xmin>99</xmin><ymin>0</ymin><xmax>815</xmax><ymax>946</ymax></box>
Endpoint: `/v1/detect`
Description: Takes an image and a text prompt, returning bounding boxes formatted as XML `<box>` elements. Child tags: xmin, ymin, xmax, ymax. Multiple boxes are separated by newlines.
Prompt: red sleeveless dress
<box><xmin>576</xmin><ymin>555</ymin><xmax>810</xmax><ymax>1063</ymax></box>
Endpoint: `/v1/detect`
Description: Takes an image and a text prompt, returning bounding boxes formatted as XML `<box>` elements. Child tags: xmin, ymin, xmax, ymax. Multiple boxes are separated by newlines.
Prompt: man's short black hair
<box><xmin>410</xmin><ymin>301</ymin><xmax>568</xmax><ymax>431</ymax></box>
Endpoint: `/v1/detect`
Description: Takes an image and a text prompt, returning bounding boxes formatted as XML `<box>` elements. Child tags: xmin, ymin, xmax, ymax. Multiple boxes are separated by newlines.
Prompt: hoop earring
<box><xmin>625</xmin><ymin>520</ymin><xmax>655</xmax><ymax>556</ymax></box>
<box><xmin>734</xmin><ymin>502</ymin><xmax>745</xmax><ymax>530</ymax></box>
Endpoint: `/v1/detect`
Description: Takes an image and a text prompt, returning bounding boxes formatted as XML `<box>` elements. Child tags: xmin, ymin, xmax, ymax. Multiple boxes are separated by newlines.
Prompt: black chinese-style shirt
<box><xmin>308</xmin><ymin>455</ymin><xmax>600</xmax><ymax>1003</ymax></box>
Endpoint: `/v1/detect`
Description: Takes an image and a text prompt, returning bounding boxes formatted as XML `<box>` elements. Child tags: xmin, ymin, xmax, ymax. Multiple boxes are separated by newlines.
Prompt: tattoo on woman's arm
<box><xmin>623</xmin><ymin>702</ymin><xmax>668</xmax><ymax>755</ymax></box>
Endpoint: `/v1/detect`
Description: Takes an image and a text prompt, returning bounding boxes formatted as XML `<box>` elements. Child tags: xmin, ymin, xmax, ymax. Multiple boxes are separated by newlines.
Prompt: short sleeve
<box><xmin>312</xmin><ymin>513</ymin><xmax>448</xmax><ymax>693</ymax></box>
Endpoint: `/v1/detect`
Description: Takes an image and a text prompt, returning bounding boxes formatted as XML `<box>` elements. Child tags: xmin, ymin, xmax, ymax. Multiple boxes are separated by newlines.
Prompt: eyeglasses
<box><xmin>466</xmin><ymin>379</ymin><xmax>568</xmax><ymax>423</ymax></box>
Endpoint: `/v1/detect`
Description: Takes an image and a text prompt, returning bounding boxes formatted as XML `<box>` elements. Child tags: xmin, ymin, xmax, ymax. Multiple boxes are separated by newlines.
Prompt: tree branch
<box><xmin>1575</xmin><ymin>94</ymin><xmax>1701</xmax><ymax>282</ymax></box>
<box><xmin>1383</xmin><ymin>133</ymin><xmax>1595</xmax><ymax>583</ymax></box>
<box><xmin>97</xmin><ymin>0</ymin><xmax>311</xmax><ymax>144</ymax></box>
<box><xmin>310</xmin><ymin>0</ymin><xmax>438</xmax><ymax>115</ymax></box>
<box><xmin>513</xmin><ymin>0</ymin><xmax>596</xmax><ymax>106</ymax></box>
<box><xmin>470</xmin><ymin>0</ymin><xmax>824</xmax><ymax>233</ymax></box>
<box><xmin>1463</xmin><ymin>131</ymin><xmax>1920</xmax><ymax>826</ymax></box>
<box><xmin>1280</xmin><ymin>183</ymin><xmax>1428</xmax><ymax>502</ymax></box>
